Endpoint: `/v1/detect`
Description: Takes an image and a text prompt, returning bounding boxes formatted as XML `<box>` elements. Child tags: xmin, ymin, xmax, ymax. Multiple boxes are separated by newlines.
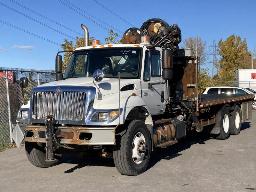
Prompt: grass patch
<box><xmin>0</xmin><ymin>142</ymin><xmax>16</xmax><ymax>152</ymax></box>
<box><xmin>0</xmin><ymin>123</ymin><xmax>12</xmax><ymax>152</ymax></box>
<box><xmin>0</xmin><ymin>142</ymin><xmax>10</xmax><ymax>152</ymax></box>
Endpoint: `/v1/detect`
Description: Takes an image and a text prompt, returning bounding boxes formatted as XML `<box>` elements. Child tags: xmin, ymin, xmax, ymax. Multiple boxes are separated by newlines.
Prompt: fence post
<box><xmin>5</xmin><ymin>71</ymin><xmax>12</xmax><ymax>143</ymax></box>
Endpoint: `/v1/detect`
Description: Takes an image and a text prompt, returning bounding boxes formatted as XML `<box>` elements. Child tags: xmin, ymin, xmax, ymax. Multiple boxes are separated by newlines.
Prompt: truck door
<box><xmin>141</xmin><ymin>49</ymin><xmax>166</xmax><ymax>115</ymax></box>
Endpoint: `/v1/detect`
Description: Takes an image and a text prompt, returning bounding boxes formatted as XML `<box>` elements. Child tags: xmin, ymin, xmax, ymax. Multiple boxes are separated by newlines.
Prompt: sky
<box><xmin>0</xmin><ymin>0</ymin><xmax>256</xmax><ymax>72</ymax></box>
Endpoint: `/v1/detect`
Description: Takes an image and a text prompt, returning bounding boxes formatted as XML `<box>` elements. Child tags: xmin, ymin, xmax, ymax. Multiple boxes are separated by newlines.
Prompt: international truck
<box><xmin>24</xmin><ymin>18</ymin><xmax>254</xmax><ymax>175</ymax></box>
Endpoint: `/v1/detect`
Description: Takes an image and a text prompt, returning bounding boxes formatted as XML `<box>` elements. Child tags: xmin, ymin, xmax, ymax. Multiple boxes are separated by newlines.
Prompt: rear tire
<box><xmin>216</xmin><ymin>108</ymin><xmax>231</xmax><ymax>140</ymax></box>
<box><xmin>25</xmin><ymin>142</ymin><xmax>58</xmax><ymax>168</ymax></box>
<box><xmin>229</xmin><ymin>106</ymin><xmax>241</xmax><ymax>135</ymax></box>
<box><xmin>113</xmin><ymin>120</ymin><xmax>152</xmax><ymax>176</ymax></box>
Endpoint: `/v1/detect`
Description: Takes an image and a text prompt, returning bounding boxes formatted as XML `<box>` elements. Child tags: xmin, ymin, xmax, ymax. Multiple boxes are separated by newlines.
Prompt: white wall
<box><xmin>238</xmin><ymin>69</ymin><xmax>256</xmax><ymax>89</ymax></box>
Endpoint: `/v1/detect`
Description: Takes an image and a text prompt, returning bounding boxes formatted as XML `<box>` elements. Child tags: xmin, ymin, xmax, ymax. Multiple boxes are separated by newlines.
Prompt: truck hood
<box><xmin>38</xmin><ymin>77</ymin><xmax>140</xmax><ymax>96</ymax></box>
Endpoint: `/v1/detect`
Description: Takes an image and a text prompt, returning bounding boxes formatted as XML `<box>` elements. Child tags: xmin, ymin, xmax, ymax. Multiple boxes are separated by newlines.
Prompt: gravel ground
<box><xmin>0</xmin><ymin>113</ymin><xmax>256</xmax><ymax>192</ymax></box>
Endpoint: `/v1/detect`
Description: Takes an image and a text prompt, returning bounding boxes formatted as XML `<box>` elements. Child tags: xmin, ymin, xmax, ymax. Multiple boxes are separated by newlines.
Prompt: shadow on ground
<box><xmin>149</xmin><ymin>121</ymin><xmax>251</xmax><ymax>169</ymax></box>
<box><xmin>61</xmin><ymin>122</ymin><xmax>251</xmax><ymax>174</ymax></box>
<box><xmin>61</xmin><ymin>153</ymin><xmax>115</xmax><ymax>173</ymax></box>
<box><xmin>241</xmin><ymin>122</ymin><xmax>251</xmax><ymax>130</ymax></box>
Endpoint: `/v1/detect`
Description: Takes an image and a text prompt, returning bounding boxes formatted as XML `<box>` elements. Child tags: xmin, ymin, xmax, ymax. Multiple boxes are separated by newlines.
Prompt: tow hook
<box><xmin>45</xmin><ymin>115</ymin><xmax>57</xmax><ymax>162</ymax></box>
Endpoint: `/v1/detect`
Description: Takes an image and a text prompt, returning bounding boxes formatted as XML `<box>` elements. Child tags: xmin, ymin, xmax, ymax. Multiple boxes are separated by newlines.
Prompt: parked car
<box><xmin>203</xmin><ymin>86</ymin><xmax>253</xmax><ymax>95</ymax></box>
<box><xmin>244</xmin><ymin>87</ymin><xmax>256</xmax><ymax>94</ymax></box>
<box><xmin>203</xmin><ymin>86</ymin><xmax>256</xmax><ymax>109</ymax></box>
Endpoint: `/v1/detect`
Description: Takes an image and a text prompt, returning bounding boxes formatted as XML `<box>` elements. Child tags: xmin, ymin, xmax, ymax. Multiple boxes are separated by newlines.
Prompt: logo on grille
<box><xmin>55</xmin><ymin>87</ymin><xmax>62</xmax><ymax>96</ymax></box>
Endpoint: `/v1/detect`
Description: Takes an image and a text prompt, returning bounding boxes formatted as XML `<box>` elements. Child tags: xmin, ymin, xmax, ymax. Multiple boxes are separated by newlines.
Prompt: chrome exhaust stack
<box><xmin>81</xmin><ymin>24</ymin><xmax>89</xmax><ymax>46</ymax></box>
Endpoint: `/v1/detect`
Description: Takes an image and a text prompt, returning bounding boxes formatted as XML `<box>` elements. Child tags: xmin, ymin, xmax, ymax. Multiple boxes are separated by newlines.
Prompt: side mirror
<box><xmin>162</xmin><ymin>49</ymin><xmax>173</xmax><ymax>80</ymax></box>
<box><xmin>20</xmin><ymin>77</ymin><xmax>28</xmax><ymax>88</ymax></box>
<box><xmin>55</xmin><ymin>54</ymin><xmax>63</xmax><ymax>81</ymax></box>
<box><xmin>93</xmin><ymin>69</ymin><xmax>104</xmax><ymax>82</ymax></box>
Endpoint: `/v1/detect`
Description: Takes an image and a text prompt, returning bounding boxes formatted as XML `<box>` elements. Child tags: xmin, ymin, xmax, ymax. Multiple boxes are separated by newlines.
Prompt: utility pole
<box><xmin>209</xmin><ymin>41</ymin><xmax>218</xmax><ymax>77</ymax></box>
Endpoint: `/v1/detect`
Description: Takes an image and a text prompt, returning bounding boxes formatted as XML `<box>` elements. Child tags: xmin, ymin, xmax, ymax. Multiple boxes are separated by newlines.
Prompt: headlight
<box><xmin>90</xmin><ymin>109</ymin><xmax>121</xmax><ymax>122</ymax></box>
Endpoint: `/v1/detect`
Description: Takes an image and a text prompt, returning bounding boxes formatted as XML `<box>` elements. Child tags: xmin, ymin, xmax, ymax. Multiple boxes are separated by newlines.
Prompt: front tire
<box><xmin>25</xmin><ymin>142</ymin><xmax>59</xmax><ymax>168</ymax></box>
<box><xmin>113</xmin><ymin>120</ymin><xmax>152</xmax><ymax>176</ymax></box>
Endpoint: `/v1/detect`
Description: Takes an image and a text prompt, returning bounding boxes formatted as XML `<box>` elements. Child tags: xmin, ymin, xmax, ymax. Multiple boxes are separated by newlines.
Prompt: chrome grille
<box><xmin>32</xmin><ymin>91</ymin><xmax>87</xmax><ymax>121</ymax></box>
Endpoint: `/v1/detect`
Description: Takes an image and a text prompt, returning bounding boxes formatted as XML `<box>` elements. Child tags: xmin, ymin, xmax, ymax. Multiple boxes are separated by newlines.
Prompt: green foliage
<box><xmin>0</xmin><ymin>124</ymin><xmax>10</xmax><ymax>152</ymax></box>
<box><xmin>198</xmin><ymin>69</ymin><xmax>214</xmax><ymax>93</ymax></box>
<box><xmin>61</xmin><ymin>39</ymin><xmax>74</xmax><ymax>70</ymax></box>
<box><xmin>218</xmin><ymin>35</ymin><xmax>251</xmax><ymax>84</ymax></box>
<box><xmin>23</xmin><ymin>75</ymin><xmax>37</xmax><ymax>104</ymax></box>
<box><xmin>105</xmin><ymin>30</ymin><xmax>119</xmax><ymax>44</ymax></box>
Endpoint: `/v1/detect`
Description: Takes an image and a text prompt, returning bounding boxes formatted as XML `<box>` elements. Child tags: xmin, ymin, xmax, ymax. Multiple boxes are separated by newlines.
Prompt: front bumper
<box><xmin>24</xmin><ymin>125</ymin><xmax>116</xmax><ymax>145</ymax></box>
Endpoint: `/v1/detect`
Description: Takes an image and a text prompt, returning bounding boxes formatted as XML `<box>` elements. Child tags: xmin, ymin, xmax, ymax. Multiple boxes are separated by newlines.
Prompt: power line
<box><xmin>92</xmin><ymin>0</ymin><xmax>134</xmax><ymax>27</ymax></box>
<box><xmin>57</xmin><ymin>0</ymin><xmax>122</xmax><ymax>33</ymax></box>
<box><xmin>0</xmin><ymin>19</ymin><xmax>60</xmax><ymax>46</ymax></box>
<box><xmin>8</xmin><ymin>0</ymin><xmax>82</xmax><ymax>36</ymax></box>
<box><xmin>0</xmin><ymin>1</ymin><xmax>76</xmax><ymax>40</ymax></box>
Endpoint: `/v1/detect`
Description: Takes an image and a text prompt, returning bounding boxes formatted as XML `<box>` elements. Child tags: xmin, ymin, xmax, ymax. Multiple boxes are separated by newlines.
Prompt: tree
<box><xmin>185</xmin><ymin>37</ymin><xmax>206</xmax><ymax>65</ymax></box>
<box><xmin>105</xmin><ymin>29</ymin><xmax>119</xmax><ymax>44</ymax></box>
<box><xmin>198</xmin><ymin>69</ymin><xmax>214</xmax><ymax>93</ymax></box>
<box><xmin>61</xmin><ymin>39</ymin><xmax>74</xmax><ymax>70</ymax></box>
<box><xmin>218</xmin><ymin>35</ymin><xmax>251</xmax><ymax>85</ymax></box>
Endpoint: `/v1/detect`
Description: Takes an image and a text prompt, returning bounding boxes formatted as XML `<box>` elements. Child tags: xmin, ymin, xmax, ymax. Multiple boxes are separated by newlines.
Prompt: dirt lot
<box><xmin>0</xmin><ymin>113</ymin><xmax>256</xmax><ymax>192</ymax></box>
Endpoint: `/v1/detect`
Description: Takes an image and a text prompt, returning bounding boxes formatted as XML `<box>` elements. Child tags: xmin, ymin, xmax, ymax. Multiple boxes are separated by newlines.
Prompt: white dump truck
<box><xmin>24</xmin><ymin>18</ymin><xmax>253</xmax><ymax>175</ymax></box>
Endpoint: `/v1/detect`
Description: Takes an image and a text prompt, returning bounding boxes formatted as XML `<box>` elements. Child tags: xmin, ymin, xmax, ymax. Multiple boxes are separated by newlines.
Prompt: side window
<box><xmin>220</xmin><ymin>88</ymin><xmax>233</xmax><ymax>95</ymax></box>
<box><xmin>143</xmin><ymin>51</ymin><xmax>150</xmax><ymax>81</ymax></box>
<box><xmin>66</xmin><ymin>54</ymin><xmax>87</xmax><ymax>78</ymax></box>
<box><xmin>74</xmin><ymin>54</ymin><xmax>86</xmax><ymax>77</ymax></box>
<box><xmin>143</xmin><ymin>50</ymin><xmax>161</xmax><ymax>81</ymax></box>
<box><xmin>151</xmin><ymin>52</ymin><xmax>161</xmax><ymax>77</ymax></box>
<box><xmin>237</xmin><ymin>89</ymin><xmax>246</xmax><ymax>95</ymax></box>
<box><xmin>207</xmin><ymin>88</ymin><xmax>218</xmax><ymax>95</ymax></box>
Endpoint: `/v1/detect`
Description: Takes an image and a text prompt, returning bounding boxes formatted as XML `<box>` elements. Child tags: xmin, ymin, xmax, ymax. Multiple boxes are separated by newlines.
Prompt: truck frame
<box><xmin>24</xmin><ymin>18</ymin><xmax>254</xmax><ymax>175</ymax></box>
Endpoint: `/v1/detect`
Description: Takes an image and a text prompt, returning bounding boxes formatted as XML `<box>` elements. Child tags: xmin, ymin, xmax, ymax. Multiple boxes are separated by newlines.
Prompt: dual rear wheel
<box><xmin>216</xmin><ymin>106</ymin><xmax>241</xmax><ymax>140</ymax></box>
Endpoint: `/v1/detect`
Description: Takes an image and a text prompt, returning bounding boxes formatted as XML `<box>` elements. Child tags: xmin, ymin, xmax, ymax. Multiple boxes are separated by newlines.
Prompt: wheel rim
<box><xmin>223</xmin><ymin>114</ymin><xmax>230</xmax><ymax>133</ymax></box>
<box><xmin>132</xmin><ymin>132</ymin><xmax>146</xmax><ymax>164</ymax></box>
<box><xmin>235</xmin><ymin>112</ymin><xmax>241</xmax><ymax>129</ymax></box>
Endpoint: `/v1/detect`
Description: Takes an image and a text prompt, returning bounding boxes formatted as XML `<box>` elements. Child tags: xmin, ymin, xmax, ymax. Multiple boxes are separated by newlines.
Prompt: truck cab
<box><xmin>25</xmin><ymin>42</ymin><xmax>190</xmax><ymax>174</ymax></box>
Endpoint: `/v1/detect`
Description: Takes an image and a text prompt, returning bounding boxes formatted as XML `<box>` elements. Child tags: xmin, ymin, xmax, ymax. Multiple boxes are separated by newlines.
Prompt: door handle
<box><xmin>143</xmin><ymin>92</ymin><xmax>148</xmax><ymax>96</ymax></box>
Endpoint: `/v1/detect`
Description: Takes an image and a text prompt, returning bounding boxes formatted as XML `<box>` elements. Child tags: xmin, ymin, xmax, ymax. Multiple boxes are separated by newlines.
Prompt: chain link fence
<box><xmin>0</xmin><ymin>69</ymin><xmax>55</xmax><ymax>150</ymax></box>
<box><xmin>0</xmin><ymin>78</ymin><xmax>11</xmax><ymax>150</ymax></box>
<box><xmin>0</xmin><ymin>78</ymin><xmax>23</xmax><ymax>150</ymax></box>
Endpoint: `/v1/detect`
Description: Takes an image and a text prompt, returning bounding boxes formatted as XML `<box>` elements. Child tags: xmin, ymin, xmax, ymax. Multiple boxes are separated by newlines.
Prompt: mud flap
<box><xmin>210</xmin><ymin>109</ymin><xmax>222</xmax><ymax>135</ymax></box>
<box><xmin>173</xmin><ymin>119</ymin><xmax>186</xmax><ymax>140</ymax></box>
<box><xmin>12</xmin><ymin>123</ymin><xmax>24</xmax><ymax>148</ymax></box>
<box><xmin>241</xmin><ymin>101</ymin><xmax>252</xmax><ymax>122</ymax></box>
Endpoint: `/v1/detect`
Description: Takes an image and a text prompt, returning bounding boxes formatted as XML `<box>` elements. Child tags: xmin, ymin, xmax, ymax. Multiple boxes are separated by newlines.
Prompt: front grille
<box><xmin>30</xmin><ymin>86</ymin><xmax>96</xmax><ymax>124</ymax></box>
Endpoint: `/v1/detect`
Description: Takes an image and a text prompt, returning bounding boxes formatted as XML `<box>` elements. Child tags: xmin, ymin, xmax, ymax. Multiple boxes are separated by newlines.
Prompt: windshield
<box><xmin>63</xmin><ymin>48</ymin><xmax>141</xmax><ymax>79</ymax></box>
